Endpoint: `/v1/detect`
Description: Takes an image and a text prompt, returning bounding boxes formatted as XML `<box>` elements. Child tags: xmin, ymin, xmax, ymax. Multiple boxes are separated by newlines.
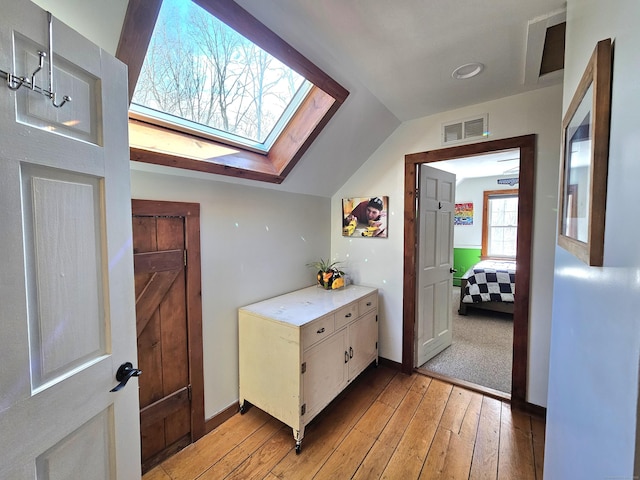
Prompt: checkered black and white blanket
<box><xmin>461</xmin><ymin>260</ymin><xmax>516</xmax><ymax>304</ymax></box>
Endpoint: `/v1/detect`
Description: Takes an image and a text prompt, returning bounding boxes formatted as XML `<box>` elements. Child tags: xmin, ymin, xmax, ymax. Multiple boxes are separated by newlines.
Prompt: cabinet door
<box><xmin>303</xmin><ymin>328</ymin><xmax>349</xmax><ymax>421</ymax></box>
<box><xmin>348</xmin><ymin>310</ymin><xmax>378</xmax><ymax>379</ymax></box>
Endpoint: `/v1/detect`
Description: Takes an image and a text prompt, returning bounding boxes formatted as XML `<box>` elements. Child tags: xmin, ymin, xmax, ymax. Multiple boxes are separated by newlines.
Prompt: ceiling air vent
<box><xmin>442</xmin><ymin>114</ymin><xmax>488</xmax><ymax>145</ymax></box>
<box><xmin>523</xmin><ymin>8</ymin><xmax>566</xmax><ymax>86</ymax></box>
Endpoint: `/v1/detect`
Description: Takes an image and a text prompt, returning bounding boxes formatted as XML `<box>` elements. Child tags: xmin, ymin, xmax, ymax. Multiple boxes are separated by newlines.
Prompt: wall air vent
<box><xmin>442</xmin><ymin>114</ymin><xmax>488</xmax><ymax>145</ymax></box>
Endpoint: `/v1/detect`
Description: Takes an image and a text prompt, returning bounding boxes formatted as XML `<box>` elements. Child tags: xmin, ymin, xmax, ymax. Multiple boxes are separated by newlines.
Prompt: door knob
<box><xmin>450</xmin><ymin>268</ymin><xmax>457</xmax><ymax>273</ymax></box>
<box><xmin>110</xmin><ymin>362</ymin><xmax>142</xmax><ymax>392</ymax></box>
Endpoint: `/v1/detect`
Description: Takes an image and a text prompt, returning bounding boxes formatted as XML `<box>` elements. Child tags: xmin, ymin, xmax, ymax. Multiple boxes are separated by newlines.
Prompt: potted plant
<box><xmin>307</xmin><ymin>258</ymin><xmax>345</xmax><ymax>290</ymax></box>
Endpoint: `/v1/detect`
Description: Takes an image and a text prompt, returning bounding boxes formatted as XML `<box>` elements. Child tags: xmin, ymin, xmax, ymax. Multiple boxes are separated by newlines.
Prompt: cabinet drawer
<box><xmin>302</xmin><ymin>314</ymin><xmax>335</xmax><ymax>349</ymax></box>
<box><xmin>335</xmin><ymin>302</ymin><xmax>359</xmax><ymax>330</ymax></box>
<box><xmin>359</xmin><ymin>294</ymin><xmax>377</xmax><ymax>314</ymax></box>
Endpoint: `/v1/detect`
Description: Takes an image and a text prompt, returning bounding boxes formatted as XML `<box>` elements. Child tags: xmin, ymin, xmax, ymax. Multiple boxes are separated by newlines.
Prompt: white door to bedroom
<box><xmin>0</xmin><ymin>2</ymin><xmax>140</xmax><ymax>478</ymax></box>
<box><xmin>416</xmin><ymin>165</ymin><xmax>456</xmax><ymax>367</ymax></box>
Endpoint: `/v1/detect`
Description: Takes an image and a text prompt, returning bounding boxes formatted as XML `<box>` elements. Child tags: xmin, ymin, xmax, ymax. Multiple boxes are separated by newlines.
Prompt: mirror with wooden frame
<box><xmin>557</xmin><ymin>38</ymin><xmax>612</xmax><ymax>266</ymax></box>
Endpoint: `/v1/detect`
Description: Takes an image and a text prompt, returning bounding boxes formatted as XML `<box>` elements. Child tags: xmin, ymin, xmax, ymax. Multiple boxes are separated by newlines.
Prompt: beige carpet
<box><xmin>419</xmin><ymin>290</ymin><xmax>513</xmax><ymax>393</ymax></box>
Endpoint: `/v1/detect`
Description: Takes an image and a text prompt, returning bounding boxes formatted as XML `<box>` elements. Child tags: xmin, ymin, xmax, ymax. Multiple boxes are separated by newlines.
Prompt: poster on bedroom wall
<box><xmin>342</xmin><ymin>196</ymin><xmax>388</xmax><ymax>237</ymax></box>
<box><xmin>454</xmin><ymin>202</ymin><xmax>474</xmax><ymax>225</ymax></box>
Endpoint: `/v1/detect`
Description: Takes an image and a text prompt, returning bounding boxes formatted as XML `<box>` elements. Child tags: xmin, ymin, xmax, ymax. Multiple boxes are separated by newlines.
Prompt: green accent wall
<box><xmin>453</xmin><ymin>248</ymin><xmax>481</xmax><ymax>286</ymax></box>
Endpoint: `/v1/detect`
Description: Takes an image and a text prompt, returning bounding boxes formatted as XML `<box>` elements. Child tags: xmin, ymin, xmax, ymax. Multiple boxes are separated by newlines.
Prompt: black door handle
<box><xmin>450</xmin><ymin>268</ymin><xmax>457</xmax><ymax>273</ymax></box>
<box><xmin>110</xmin><ymin>362</ymin><xmax>142</xmax><ymax>392</ymax></box>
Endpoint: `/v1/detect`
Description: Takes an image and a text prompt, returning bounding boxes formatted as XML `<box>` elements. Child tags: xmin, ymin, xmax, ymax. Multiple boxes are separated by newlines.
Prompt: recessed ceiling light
<box><xmin>451</xmin><ymin>62</ymin><xmax>485</xmax><ymax>79</ymax></box>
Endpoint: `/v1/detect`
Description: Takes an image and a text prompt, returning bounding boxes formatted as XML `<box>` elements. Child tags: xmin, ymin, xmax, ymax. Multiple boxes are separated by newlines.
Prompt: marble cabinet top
<box><xmin>239</xmin><ymin>284</ymin><xmax>377</xmax><ymax>327</ymax></box>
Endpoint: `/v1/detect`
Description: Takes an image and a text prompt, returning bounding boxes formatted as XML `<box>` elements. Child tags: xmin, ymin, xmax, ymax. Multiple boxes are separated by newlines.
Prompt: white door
<box><xmin>0</xmin><ymin>3</ymin><xmax>140</xmax><ymax>479</ymax></box>
<box><xmin>416</xmin><ymin>165</ymin><xmax>456</xmax><ymax>366</ymax></box>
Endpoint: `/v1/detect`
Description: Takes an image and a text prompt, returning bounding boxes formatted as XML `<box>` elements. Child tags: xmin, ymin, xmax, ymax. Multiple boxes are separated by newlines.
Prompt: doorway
<box><xmin>132</xmin><ymin>199</ymin><xmax>205</xmax><ymax>472</ymax></box>
<box><xmin>402</xmin><ymin>135</ymin><xmax>535</xmax><ymax>407</ymax></box>
<box><xmin>418</xmin><ymin>159</ymin><xmax>519</xmax><ymax>394</ymax></box>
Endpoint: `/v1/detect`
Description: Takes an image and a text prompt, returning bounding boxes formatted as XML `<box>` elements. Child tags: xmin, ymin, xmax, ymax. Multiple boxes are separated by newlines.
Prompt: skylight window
<box><xmin>130</xmin><ymin>0</ymin><xmax>312</xmax><ymax>152</ymax></box>
<box><xmin>117</xmin><ymin>0</ymin><xmax>348</xmax><ymax>183</ymax></box>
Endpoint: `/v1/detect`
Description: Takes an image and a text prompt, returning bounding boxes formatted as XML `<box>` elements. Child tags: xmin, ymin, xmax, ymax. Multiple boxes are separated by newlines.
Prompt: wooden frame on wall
<box><xmin>557</xmin><ymin>38</ymin><xmax>613</xmax><ymax>266</ymax></box>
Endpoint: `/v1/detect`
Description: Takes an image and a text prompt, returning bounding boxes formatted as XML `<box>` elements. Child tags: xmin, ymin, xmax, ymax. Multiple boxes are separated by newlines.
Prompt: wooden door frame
<box><xmin>402</xmin><ymin>134</ymin><xmax>535</xmax><ymax>407</ymax></box>
<box><xmin>132</xmin><ymin>199</ymin><xmax>206</xmax><ymax>441</ymax></box>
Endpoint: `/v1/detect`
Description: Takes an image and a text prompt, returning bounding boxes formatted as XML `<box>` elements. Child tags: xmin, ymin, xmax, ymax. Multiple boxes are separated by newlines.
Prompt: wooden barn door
<box><xmin>131</xmin><ymin>200</ymin><xmax>204</xmax><ymax>472</ymax></box>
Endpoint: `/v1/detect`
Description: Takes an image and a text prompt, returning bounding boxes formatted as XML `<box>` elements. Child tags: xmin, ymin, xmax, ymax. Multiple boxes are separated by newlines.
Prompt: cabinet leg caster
<box><xmin>293</xmin><ymin>428</ymin><xmax>303</xmax><ymax>454</ymax></box>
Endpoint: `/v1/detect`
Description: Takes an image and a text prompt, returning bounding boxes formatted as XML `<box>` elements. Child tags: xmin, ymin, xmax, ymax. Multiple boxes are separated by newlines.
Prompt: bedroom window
<box><xmin>482</xmin><ymin>189</ymin><xmax>519</xmax><ymax>258</ymax></box>
<box><xmin>116</xmin><ymin>0</ymin><xmax>348</xmax><ymax>183</ymax></box>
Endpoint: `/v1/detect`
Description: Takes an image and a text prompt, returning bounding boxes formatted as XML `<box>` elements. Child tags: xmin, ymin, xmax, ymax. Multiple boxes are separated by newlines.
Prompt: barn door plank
<box><xmin>134</xmin><ymin>250</ymin><xmax>183</xmax><ymax>337</ymax></box>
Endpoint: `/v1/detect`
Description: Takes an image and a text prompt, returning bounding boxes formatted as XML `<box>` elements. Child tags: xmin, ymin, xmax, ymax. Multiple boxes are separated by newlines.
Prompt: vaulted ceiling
<box><xmin>32</xmin><ymin>0</ymin><xmax>566</xmax><ymax>196</ymax></box>
<box><xmin>236</xmin><ymin>0</ymin><xmax>566</xmax><ymax>121</ymax></box>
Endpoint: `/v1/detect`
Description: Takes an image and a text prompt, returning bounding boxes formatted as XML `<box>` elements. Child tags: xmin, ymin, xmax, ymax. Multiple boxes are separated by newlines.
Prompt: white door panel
<box><xmin>416</xmin><ymin>165</ymin><xmax>455</xmax><ymax>366</ymax></box>
<box><xmin>348</xmin><ymin>311</ymin><xmax>378</xmax><ymax>377</ymax></box>
<box><xmin>0</xmin><ymin>2</ymin><xmax>139</xmax><ymax>478</ymax></box>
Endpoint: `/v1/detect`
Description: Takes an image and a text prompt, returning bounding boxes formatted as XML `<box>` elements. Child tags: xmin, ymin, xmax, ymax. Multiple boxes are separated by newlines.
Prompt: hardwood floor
<box><xmin>143</xmin><ymin>366</ymin><xmax>544</xmax><ymax>480</ymax></box>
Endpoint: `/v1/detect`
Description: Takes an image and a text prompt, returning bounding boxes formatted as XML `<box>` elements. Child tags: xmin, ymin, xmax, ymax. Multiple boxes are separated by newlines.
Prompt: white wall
<box><xmin>454</xmin><ymin>175</ymin><xmax>519</xmax><ymax>249</ymax></box>
<box><xmin>31</xmin><ymin>0</ymin><xmax>128</xmax><ymax>55</ymax></box>
<box><xmin>130</xmin><ymin>169</ymin><xmax>330</xmax><ymax>419</ymax></box>
<box><xmin>545</xmin><ymin>0</ymin><xmax>640</xmax><ymax>477</ymax></box>
<box><xmin>332</xmin><ymin>84</ymin><xmax>563</xmax><ymax>407</ymax></box>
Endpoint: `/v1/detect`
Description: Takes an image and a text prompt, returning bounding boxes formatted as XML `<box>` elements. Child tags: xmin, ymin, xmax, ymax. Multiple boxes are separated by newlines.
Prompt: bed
<box><xmin>458</xmin><ymin>259</ymin><xmax>515</xmax><ymax>316</ymax></box>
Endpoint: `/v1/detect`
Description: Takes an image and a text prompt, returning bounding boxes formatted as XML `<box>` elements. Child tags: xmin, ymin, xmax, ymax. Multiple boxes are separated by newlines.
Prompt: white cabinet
<box><xmin>348</xmin><ymin>310</ymin><xmax>378</xmax><ymax>377</ymax></box>
<box><xmin>238</xmin><ymin>285</ymin><xmax>378</xmax><ymax>453</ymax></box>
<box><xmin>302</xmin><ymin>327</ymin><xmax>348</xmax><ymax>421</ymax></box>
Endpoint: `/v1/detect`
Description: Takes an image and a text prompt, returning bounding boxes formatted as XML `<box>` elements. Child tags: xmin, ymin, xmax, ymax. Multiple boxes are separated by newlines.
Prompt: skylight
<box><xmin>117</xmin><ymin>0</ymin><xmax>348</xmax><ymax>183</ymax></box>
<box><xmin>130</xmin><ymin>0</ymin><xmax>312</xmax><ymax>152</ymax></box>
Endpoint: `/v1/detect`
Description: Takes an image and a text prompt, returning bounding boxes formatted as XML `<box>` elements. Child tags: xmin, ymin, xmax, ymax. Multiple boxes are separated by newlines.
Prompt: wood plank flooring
<box><xmin>143</xmin><ymin>366</ymin><xmax>544</xmax><ymax>480</ymax></box>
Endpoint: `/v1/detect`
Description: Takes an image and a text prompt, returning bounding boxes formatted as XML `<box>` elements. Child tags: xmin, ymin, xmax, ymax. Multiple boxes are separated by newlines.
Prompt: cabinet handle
<box><xmin>366</xmin><ymin>302</ymin><xmax>372</xmax><ymax>307</ymax></box>
<box><xmin>345</xmin><ymin>313</ymin><xmax>352</xmax><ymax>318</ymax></box>
<box><xmin>345</xmin><ymin>351</ymin><xmax>349</xmax><ymax>363</ymax></box>
<box><xmin>317</xmin><ymin>327</ymin><xmax>325</xmax><ymax>334</ymax></box>
<box><xmin>349</xmin><ymin>347</ymin><xmax>353</xmax><ymax>359</ymax></box>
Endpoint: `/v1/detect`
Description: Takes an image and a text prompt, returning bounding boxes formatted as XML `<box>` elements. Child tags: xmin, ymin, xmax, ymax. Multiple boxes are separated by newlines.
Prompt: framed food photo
<box><xmin>342</xmin><ymin>196</ymin><xmax>389</xmax><ymax>238</ymax></box>
<box><xmin>557</xmin><ymin>38</ymin><xmax>612</xmax><ymax>266</ymax></box>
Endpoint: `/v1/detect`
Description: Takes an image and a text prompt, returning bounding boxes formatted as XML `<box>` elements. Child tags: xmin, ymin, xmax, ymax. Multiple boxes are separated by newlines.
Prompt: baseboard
<box><xmin>141</xmin><ymin>434</ymin><xmax>190</xmax><ymax>474</ymax></box>
<box><xmin>205</xmin><ymin>403</ymin><xmax>239</xmax><ymax>434</ymax></box>
<box><xmin>378</xmin><ymin>356</ymin><xmax>402</xmax><ymax>370</ymax></box>
<box><xmin>511</xmin><ymin>397</ymin><xmax>547</xmax><ymax>419</ymax></box>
